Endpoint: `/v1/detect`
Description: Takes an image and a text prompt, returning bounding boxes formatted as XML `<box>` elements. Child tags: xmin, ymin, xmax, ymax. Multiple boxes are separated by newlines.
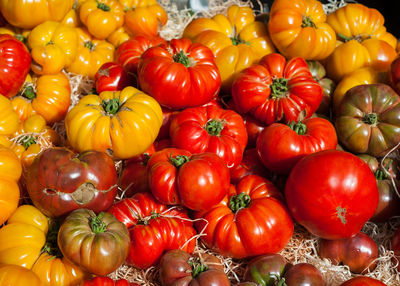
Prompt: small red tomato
<box><xmin>340</xmin><ymin>277</ymin><xmax>387</xmax><ymax>286</ymax></box>
<box><xmin>95</xmin><ymin>62</ymin><xmax>136</xmax><ymax>93</ymax></box>
<box><xmin>81</xmin><ymin>277</ymin><xmax>138</xmax><ymax>286</ymax></box>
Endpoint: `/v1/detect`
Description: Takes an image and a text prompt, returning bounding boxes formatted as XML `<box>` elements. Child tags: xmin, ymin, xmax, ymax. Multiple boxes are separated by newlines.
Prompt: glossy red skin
<box><xmin>285</xmin><ymin>150</ymin><xmax>379</xmax><ymax>239</ymax></box>
<box><xmin>116</xmin><ymin>35</ymin><xmax>166</xmax><ymax>74</ymax></box>
<box><xmin>138</xmin><ymin>38</ymin><xmax>221</xmax><ymax>110</ymax></box>
<box><xmin>170</xmin><ymin>105</ymin><xmax>248</xmax><ymax>168</ymax></box>
<box><xmin>147</xmin><ymin>148</ymin><xmax>230</xmax><ymax>211</ymax></box>
<box><xmin>157</xmin><ymin>107</ymin><xmax>179</xmax><ymax>141</ymax></box>
<box><xmin>154</xmin><ymin>138</ymin><xmax>172</xmax><ymax>151</ymax></box>
<box><xmin>319</xmin><ymin>232</ymin><xmax>378</xmax><ymax>274</ymax></box>
<box><xmin>339</xmin><ymin>277</ymin><xmax>387</xmax><ymax>286</ymax></box>
<box><xmin>256</xmin><ymin>117</ymin><xmax>338</xmax><ymax>175</ymax></box>
<box><xmin>194</xmin><ymin>175</ymin><xmax>294</xmax><ymax>259</ymax></box>
<box><xmin>95</xmin><ymin>62</ymin><xmax>137</xmax><ymax>93</ymax></box>
<box><xmin>390</xmin><ymin>56</ymin><xmax>400</xmax><ymax>94</ymax></box>
<box><xmin>26</xmin><ymin>147</ymin><xmax>118</xmax><ymax>218</ymax></box>
<box><xmin>108</xmin><ymin>192</ymin><xmax>197</xmax><ymax>269</ymax></box>
<box><xmin>230</xmin><ymin>148</ymin><xmax>271</xmax><ymax>185</ymax></box>
<box><xmin>391</xmin><ymin>227</ymin><xmax>400</xmax><ymax>271</ymax></box>
<box><xmin>232</xmin><ymin>53</ymin><xmax>323</xmax><ymax>125</ymax></box>
<box><xmin>81</xmin><ymin>277</ymin><xmax>138</xmax><ymax>286</ymax></box>
<box><xmin>284</xmin><ymin>263</ymin><xmax>326</xmax><ymax>286</ymax></box>
<box><xmin>243</xmin><ymin>115</ymin><xmax>265</xmax><ymax>148</ymax></box>
<box><xmin>118</xmin><ymin>144</ymin><xmax>155</xmax><ymax>197</ymax></box>
<box><xmin>0</xmin><ymin>34</ymin><xmax>31</xmax><ymax>98</ymax></box>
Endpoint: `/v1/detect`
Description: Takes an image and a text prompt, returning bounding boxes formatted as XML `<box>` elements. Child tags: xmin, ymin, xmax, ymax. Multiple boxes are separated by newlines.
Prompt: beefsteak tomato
<box><xmin>232</xmin><ymin>53</ymin><xmax>323</xmax><ymax>125</ymax></box>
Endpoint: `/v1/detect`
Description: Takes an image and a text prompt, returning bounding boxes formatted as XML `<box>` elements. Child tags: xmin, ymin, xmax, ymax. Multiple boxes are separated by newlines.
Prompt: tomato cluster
<box><xmin>0</xmin><ymin>0</ymin><xmax>399</xmax><ymax>285</ymax></box>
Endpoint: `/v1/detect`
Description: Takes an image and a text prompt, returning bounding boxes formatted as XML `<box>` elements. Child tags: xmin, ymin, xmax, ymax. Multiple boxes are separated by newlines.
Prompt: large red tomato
<box><xmin>232</xmin><ymin>53</ymin><xmax>323</xmax><ymax>125</ymax></box>
<box><xmin>285</xmin><ymin>150</ymin><xmax>379</xmax><ymax>239</ymax></box>
<box><xmin>26</xmin><ymin>147</ymin><xmax>118</xmax><ymax>218</ymax></box>
<box><xmin>0</xmin><ymin>34</ymin><xmax>31</xmax><ymax>98</ymax></box>
<box><xmin>108</xmin><ymin>192</ymin><xmax>197</xmax><ymax>269</ymax></box>
<box><xmin>138</xmin><ymin>38</ymin><xmax>221</xmax><ymax>110</ymax></box>
<box><xmin>194</xmin><ymin>175</ymin><xmax>294</xmax><ymax>259</ymax></box>
<box><xmin>95</xmin><ymin>62</ymin><xmax>137</xmax><ymax>93</ymax></box>
<box><xmin>147</xmin><ymin>148</ymin><xmax>230</xmax><ymax>211</ymax></box>
<box><xmin>169</xmin><ymin>105</ymin><xmax>248</xmax><ymax>168</ymax></box>
<box><xmin>256</xmin><ymin>117</ymin><xmax>337</xmax><ymax>174</ymax></box>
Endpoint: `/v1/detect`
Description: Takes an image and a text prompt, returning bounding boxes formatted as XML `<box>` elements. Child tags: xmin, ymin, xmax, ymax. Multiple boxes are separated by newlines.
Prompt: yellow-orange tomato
<box><xmin>0</xmin><ymin>0</ymin><xmax>74</xmax><ymax>29</ymax></box>
<box><xmin>0</xmin><ymin>95</ymin><xmax>19</xmax><ymax>137</ymax></box>
<box><xmin>0</xmin><ymin>264</ymin><xmax>42</xmax><ymax>286</ymax></box>
<box><xmin>107</xmin><ymin>26</ymin><xmax>130</xmax><ymax>47</ymax></box>
<box><xmin>121</xmin><ymin>0</ymin><xmax>167</xmax><ymax>38</ymax></box>
<box><xmin>66</xmin><ymin>27</ymin><xmax>115</xmax><ymax>79</ymax></box>
<box><xmin>28</xmin><ymin>21</ymin><xmax>78</xmax><ymax>75</ymax></box>
<box><xmin>183</xmin><ymin>5</ymin><xmax>276</xmax><ymax>91</ymax></box>
<box><xmin>268</xmin><ymin>0</ymin><xmax>336</xmax><ymax>60</ymax></box>
<box><xmin>79</xmin><ymin>0</ymin><xmax>124</xmax><ymax>40</ymax></box>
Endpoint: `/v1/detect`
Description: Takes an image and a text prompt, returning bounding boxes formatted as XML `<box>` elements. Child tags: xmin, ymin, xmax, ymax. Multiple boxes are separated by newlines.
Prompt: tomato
<box><xmin>391</xmin><ymin>56</ymin><xmax>400</xmax><ymax>94</ymax></box>
<box><xmin>159</xmin><ymin>249</ymin><xmax>230</xmax><ymax>286</ymax></box>
<box><xmin>232</xmin><ymin>53</ymin><xmax>323</xmax><ymax>125</ymax></box>
<box><xmin>242</xmin><ymin>115</ymin><xmax>265</xmax><ymax>148</ymax></box>
<box><xmin>95</xmin><ymin>62</ymin><xmax>137</xmax><ymax>93</ymax></box>
<box><xmin>26</xmin><ymin>147</ymin><xmax>118</xmax><ymax>218</ymax></box>
<box><xmin>108</xmin><ymin>192</ymin><xmax>197</xmax><ymax>269</ymax></box>
<box><xmin>283</xmin><ymin>263</ymin><xmax>325</xmax><ymax>286</ymax></box>
<box><xmin>0</xmin><ymin>95</ymin><xmax>19</xmax><ymax>136</ymax></box>
<box><xmin>0</xmin><ymin>34</ymin><xmax>31</xmax><ymax>98</ymax></box>
<box><xmin>65</xmin><ymin>86</ymin><xmax>162</xmax><ymax>159</ymax></box>
<box><xmin>115</xmin><ymin>35</ymin><xmax>166</xmax><ymax>74</ymax></box>
<box><xmin>340</xmin><ymin>277</ymin><xmax>387</xmax><ymax>286</ymax></box>
<box><xmin>335</xmin><ymin>84</ymin><xmax>400</xmax><ymax>157</ymax></box>
<box><xmin>268</xmin><ymin>0</ymin><xmax>336</xmax><ymax>60</ymax></box>
<box><xmin>169</xmin><ymin>105</ymin><xmax>247</xmax><ymax>168</ymax></box>
<box><xmin>194</xmin><ymin>175</ymin><xmax>293</xmax><ymax>259</ymax></box>
<box><xmin>58</xmin><ymin>209</ymin><xmax>130</xmax><ymax>276</ymax></box>
<box><xmin>147</xmin><ymin>148</ymin><xmax>230</xmax><ymax>211</ymax></box>
<box><xmin>256</xmin><ymin>117</ymin><xmax>337</xmax><ymax>175</ymax></box>
<box><xmin>107</xmin><ymin>26</ymin><xmax>130</xmax><ymax>47</ymax></box>
<box><xmin>81</xmin><ymin>277</ymin><xmax>137</xmax><ymax>286</ymax></box>
<box><xmin>138</xmin><ymin>38</ymin><xmax>221</xmax><ymax>110</ymax></box>
<box><xmin>0</xmin><ymin>265</ymin><xmax>42</xmax><ymax>286</ymax></box>
<box><xmin>243</xmin><ymin>254</ymin><xmax>288</xmax><ymax>285</ymax></box>
<box><xmin>391</xmin><ymin>227</ymin><xmax>400</xmax><ymax>271</ymax></box>
<box><xmin>157</xmin><ymin>107</ymin><xmax>178</xmax><ymax>141</ymax></box>
<box><xmin>319</xmin><ymin>232</ymin><xmax>378</xmax><ymax>274</ymax></box>
<box><xmin>285</xmin><ymin>150</ymin><xmax>379</xmax><ymax>239</ymax></box>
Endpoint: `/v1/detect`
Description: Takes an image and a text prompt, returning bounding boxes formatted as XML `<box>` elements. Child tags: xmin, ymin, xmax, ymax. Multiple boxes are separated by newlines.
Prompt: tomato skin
<box><xmin>0</xmin><ymin>264</ymin><xmax>42</xmax><ymax>286</ymax></box>
<box><xmin>108</xmin><ymin>192</ymin><xmax>197</xmax><ymax>269</ymax></box>
<box><xmin>169</xmin><ymin>105</ymin><xmax>247</xmax><ymax>168</ymax></box>
<box><xmin>283</xmin><ymin>263</ymin><xmax>325</xmax><ymax>286</ymax></box>
<box><xmin>138</xmin><ymin>38</ymin><xmax>221</xmax><ymax>110</ymax></box>
<box><xmin>391</xmin><ymin>56</ymin><xmax>400</xmax><ymax>94</ymax></box>
<box><xmin>232</xmin><ymin>53</ymin><xmax>323</xmax><ymax>125</ymax></box>
<box><xmin>256</xmin><ymin>117</ymin><xmax>337</xmax><ymax>175</ymax></box>
<box><xmin>391</xmin><ymin>227</ymin><xmax>400</xmax><ymax>271</ymax></box>
<box><xmin>0</xmin><ymin>34</ymin><xmax>31</xmax><ymax>98</ymax></box>
<box><xmin>243</xmin><ymin>254</ymin><xmax>288</xmax><ymax>285</ymax></box>
<box><xmin>81</xmin><ymin>277</ymin><xmax>137</xmax><ymax>286</ymax></box>
<box><xmin>285</xmin><ymin>150</ymin><xmax>379</xmax><ymax>239</ymax></box>
<box><xmin>147</xmin><ymin>148</ymin><xmax>230</xmax><ymax>211</ymax></box>
<box><xmin>95</xmin><ymin>62</ymin><xmax>137</xmax><ymax>93</ymax></box>
<box><xmin>340</xmin><ymin>277</ymin><xmax>387</xmax><ymax>286</ymax></box>
<box><xmin>194</xmin><ymin>175</ymin><xmax>293</xmax><ymax>259</ymax></box>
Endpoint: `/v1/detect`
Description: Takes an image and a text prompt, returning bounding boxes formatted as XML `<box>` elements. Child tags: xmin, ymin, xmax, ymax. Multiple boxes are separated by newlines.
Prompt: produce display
<box><xmin>0</xmin><ymin>0</ymin><xmax>400</xmax><ymax>285</ymax></box>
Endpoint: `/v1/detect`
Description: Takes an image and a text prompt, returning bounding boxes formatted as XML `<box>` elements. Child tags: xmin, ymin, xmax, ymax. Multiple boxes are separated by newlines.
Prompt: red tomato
<box><xmin>0</xmin><ymin>34</ymin><xmax>31</xmax><ymax>98</ymax></box>
<box><xmin>169</xmin><ymin>105</ymin><xmax>248</xmax><ymax>168</ymax></box>
<box><xmin>340</xmin><ymin>277</ymin><xmax>387</xmax><ymax>286</ymax></box>
<box><xmin>391</xmin><ymin>227</ymin><xmax>400</xmax><ymax>271</ymax></box>
<box><xmin>157</xmin><ymin>107</ymin><xmax>178</xmax><ymax>141</ymax></box>
<box><xmin>285</xmin><ymin>150</ymin><xmax>379</xmax><ymax>239</ymax></box>
<box><xmin>138</xmin><ymin>38</ymin><xmax>221</xmax><ymax>110</ymax></box>
<box><xmin>108</xmin><ymin>192</ymin><xmax>197</xmax><ymax>269</ymax></box>
<box><xmin>194</xmin><ymin>175</ymin><xmax>294</xmax><ymax>259</ymax></box>
<box><xmin>243</xmin><ymin>115</ymin><xmax>265</xmax><ymax>148</ymax></box>
<box><xmin>256</xmin><ymin>117</ymin><xmax>337</xmax><ymax>174</ymax></box>
<box><xmin>232</xmin><ymin>53</ymin><xmax>322</xmax><ymax>125</ymax></box>
<box><xmin>95</xmin><ymin>62</ymin><xmax>137</xmax><ymax>93</ymax></box>
<box><xmin>147</xmin><ymin>148</ymin><xmax>230</xmax><ymax>211</ymax></box>
<box><xmin>390</xmin><ymin>56</ymin><xmax>400</xmax><ymax>94</ymax></box>
<box><xmin>81</xmin><ymin>277</ymin><xmax>137</xmax><ymax>286</ymax></box>
<box><xmin>116</xmin><ymin>35</ymin><xmax>166</xmax><ymax>74</ymax></box>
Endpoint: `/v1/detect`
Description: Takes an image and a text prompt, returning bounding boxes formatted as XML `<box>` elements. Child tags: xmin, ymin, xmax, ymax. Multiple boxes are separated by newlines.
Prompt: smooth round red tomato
<box><xmin>81</xmin><ymin>277</ymin><xmax>138</xmax><ymax>286</ymax></box>
<box><xmin>285</xmin><ymin>150</ymin><xmax>379</xmax><ymax>239</ymax></box>
<box><xmin>95</xmin><ymin>62</ymin><xmax>137</xmax><ymax>93</ymax></box>
<box><xmin>147</xmin><ymin>148</ymin><xmax>230</xmax><ymax>211</ymax></box>
<box><xmin>169</xmin><ymin>105</ymin><xmax>248</xmax><ymax>168</ymax></box>
<box><xmin>340</xmin><ymin>277</ymin><xmax>387</xmax><ymax>286</ymax></box>
<box><xmin>256</xmin><ymin>117</ymin><xmax>337</xmax><ymax>174</ymax></box>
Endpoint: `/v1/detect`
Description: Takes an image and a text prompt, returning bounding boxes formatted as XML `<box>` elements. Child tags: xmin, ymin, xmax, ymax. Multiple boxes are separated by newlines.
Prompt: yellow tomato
<box><xmin>0</xmin><ymin>265</ymin><xmax>42</xmax><ymax>286</ymax></box>
<box><xmin>0</xmin><ymin>95</ymin><xmax>19</xmax><ymax>137</ymax></box>
<box><xmin>65</xmin><ymin>86</ymin><xmax>163</xmax><ymax>159</ymax></box>
<box><xmin>107</xmin><ymin>26</ymin><xmax>130</xmax><ymax>47</ymax></box>
<box><xmin>28</xmin><ymin>21</ymin><xmax>78</xmax><ymax>75</ymax></box>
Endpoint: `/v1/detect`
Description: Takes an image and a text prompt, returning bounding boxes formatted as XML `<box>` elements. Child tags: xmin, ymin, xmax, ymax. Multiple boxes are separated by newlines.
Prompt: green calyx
<box><xmin>22</xmin><ymin>85</ymin><xmax>36</xmax><ymax>99</ymax></box>
<box><xmin>102</xmin><ymin>98</ymin><xmax>120</xmax><ymax>115</ymax></box>
<box><xmin>375</xmin><ymin>160</ymin><xmax>392</xmax><ymax>180</ymax></box>
<box><xmin>288</xmin><ymin>121</ymin><xmax>307</xmax><ymax>135</ymax></box>
<box><xmin>363</xmin><ymin>113</ymin><xmax>378</xmax><ymax>125</ymax></box>
<box><xmin>90</xmin><ymin>213</ymin><xmax>107</xmax><ymax>234</ymax></box>
<box><xmin>21</xmin><ymin>135</ymin><xmax>36</xmax><ymax>150</ymax></box>
<box><xmin>230</xmin><ymin>36</ymin><xmax>247</xmax><ymax>46</ymax></box>
<box><xmin>188</xmin><ymin>258</ymin><xmax>208</xmax><ymax>278</ymax></box>
<box><xmin>229</xmin><ymin>192</ymin><xmax>251</xmax><ymax>212</ymax></box>
<box><xmin>205</xmin><ymin>119</ymin><xmax>224</xmax><ymax>136</ymax></box>
<box><xmin>97</xmin><ymin>1</ymin><xmax>111</xmax><ymax>11</ymax></box>
<box><xmin>84</xmin><ymin>41</ymin><xmax>95</xmax><ymax>51</ymax></box>
<box><xmin>173</xmin><ymin>51</ymin><xmax>191</xmax><ymax>68</ymax></box>
<box><xmin>169</xmin><ymin>153</ymin><xmax>189</xmax><ymax>168</ymax></box>
<box><xmin>137</xmin><ymin>211</ymin><xmax>160</xmax><ymax>225</ymax></box>
<box><xmin>301</xmin><ymin>15</ymin><xmax>316</xmax><ymax>28</ymax></box>
<box><xmin>14</xmin><ymin>34</ymin><xmax>26</xmax><ymax>43</ymax></box>
<box><xmin>42</xmin><ymin>221</ymin><xmax>63</xmax><ymax>258</ymax></box>
<box><xmin>270</xmin><ymin>77</ymin><xmax>289</xmax><ymax>98</ymax></box>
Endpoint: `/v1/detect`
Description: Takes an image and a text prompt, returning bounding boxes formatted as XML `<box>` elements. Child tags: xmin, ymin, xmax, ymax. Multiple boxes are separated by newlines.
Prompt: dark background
<box><xmin>253</xmin><ymin>0</ymin><xmax>400</xmax><ymax>38</ymax></box>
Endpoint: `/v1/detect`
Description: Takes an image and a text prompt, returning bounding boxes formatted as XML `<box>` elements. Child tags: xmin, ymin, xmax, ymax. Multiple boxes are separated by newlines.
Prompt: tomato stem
<box><xmin>229</xmin><ymin>192</ymin><xmax>251</xmax><ymax>212</ymax></box>
<box><xmin>230</xmin><ymin>36</ymin><xmax>246</xmax><ymax>46</ymax></box>
<box><xmin>22</xmin><ymin>85</ymin><xmax>36</xmax><ymax>99</ymax></box>
<box><xmin>21</xmin><ymin>135</ymin><xmax>36</xmax><ymax>150</ymax></box>
<box><xmin>42</xmin><ymin>221</ymin><xmax>63</xmax><ymax>258</ymax></box>
<box><xmin>85</xmin><ymin>41</ymin><xmax>96</xmax><ymax>51</ymax></box>
<box><xmin>90</xmin><ymin>212</ymin><xmax>107</xmax><ymax>234</ymax></box>
<box><xmin>188</xmin><ymin>257</ymin><xmax>208</xmax><ymax>278</ymax></box>
<box><xmin>14</xmin><ymin>34</ymin><xmax>26</xmax><ymax>43</ymax></box>
<box><xmin>169</xmin><ymin>153</ymin><xmax>189</xmax><ymax>168</ymax></box>
<box><xmin>288</xmin><ymin>121</ymin><xmax>307</xmax><ymax>135</ymax></box>
<box><xmin>375</xmin><ymin>160</ymin><xmax>391</xmax><ymax>180</ymax></box>
<box><xmin>301</xmin><ymin>15</ymin><xmax>316</xmax><ymax>28</ymax></box>
<box><xmin>362</xmin><ymin>113</ymin><xmax>378</xmax><ymax>125</ymax></box>
<box><xmin>205</xmin><ymin>119</ymin><xmax>224</xmax><ymax>136</ymax></box>
<box><xmin>102</xmin><ymin>98</ymin><xmax>121</xmax><ymax>115</ymax></box>
<box><xmin>173</xmin><ymin>51</ymin><xmax>191</xmax><ymax>68</ymax></box>
<box><xmin>97</xmin><ymin>1</ymin><xmax>111</xmax><ymax>11</ymax></box>
<box><xmin>270</xmin><ymin>77</ymin><xmax>289</xmax><ymax>98</ymax></box>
